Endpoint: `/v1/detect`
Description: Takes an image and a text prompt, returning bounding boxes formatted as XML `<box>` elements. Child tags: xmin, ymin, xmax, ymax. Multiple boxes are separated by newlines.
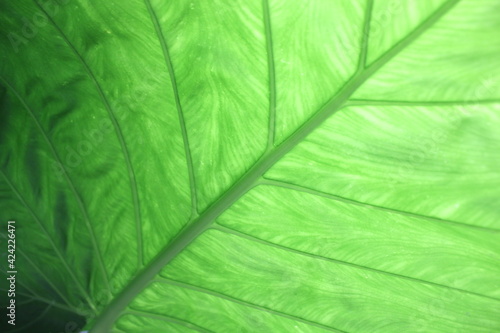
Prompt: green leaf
<box><xmin>1</xmin><ymin>0</ymin><xmax>500</xmax><ymax>332</ymax></box>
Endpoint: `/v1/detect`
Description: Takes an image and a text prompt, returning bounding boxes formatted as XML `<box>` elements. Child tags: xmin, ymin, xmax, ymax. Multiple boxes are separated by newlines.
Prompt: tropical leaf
<box><xmin>1</xmin><ymin>0</ymin><xmax>499</xmax><ymax>332</ymax></box>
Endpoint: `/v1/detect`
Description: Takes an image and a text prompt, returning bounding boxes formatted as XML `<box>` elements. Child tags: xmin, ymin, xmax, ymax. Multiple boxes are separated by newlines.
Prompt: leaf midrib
<box><xmin>91</xmin><ymin>0</ymin><xmax>459</xmax><ymax>331</ymax></box>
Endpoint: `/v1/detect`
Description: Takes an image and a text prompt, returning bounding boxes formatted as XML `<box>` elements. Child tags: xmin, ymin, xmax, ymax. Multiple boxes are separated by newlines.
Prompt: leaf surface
<box><xmin>1</xmin><ymin>0</ymin><xmax>500</xmax><ymax>332</ymax></box>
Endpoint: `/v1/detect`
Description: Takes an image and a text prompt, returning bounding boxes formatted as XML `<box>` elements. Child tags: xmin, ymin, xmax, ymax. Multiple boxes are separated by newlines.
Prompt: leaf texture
<box><xmin>0</xmin><ymin>0</ymin><xmax>499</xmax><ymax>332</ymax></box>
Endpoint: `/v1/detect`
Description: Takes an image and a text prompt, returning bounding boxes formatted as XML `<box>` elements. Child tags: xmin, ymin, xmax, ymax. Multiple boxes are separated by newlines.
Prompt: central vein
<box><xmin>90</xmin><ymin>1</ymin><xmax>459</xmax><ymax>331</ymax></box>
